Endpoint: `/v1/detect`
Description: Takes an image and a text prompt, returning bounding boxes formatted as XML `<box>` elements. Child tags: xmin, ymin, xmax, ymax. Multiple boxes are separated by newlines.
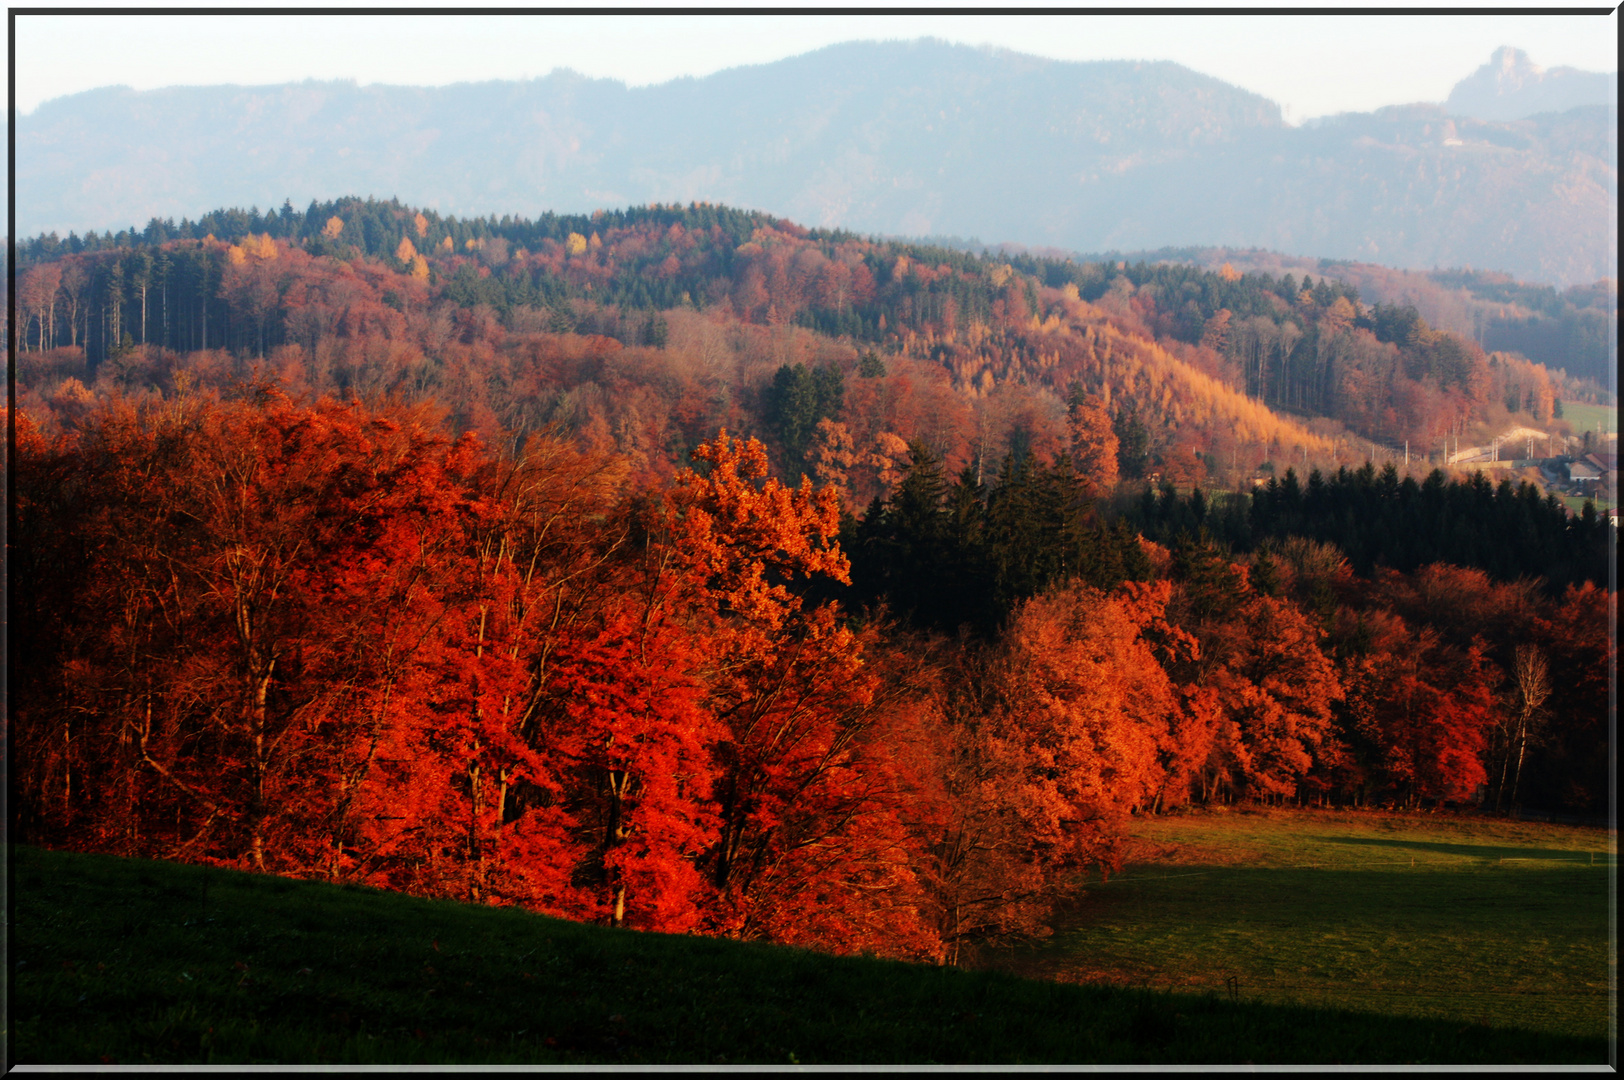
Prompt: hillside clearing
<box><xmin>973</xmin><ymin>808</ymin><xmax>1615</xmax><ymax>1041</ymax></box>
<box><xmin>11</xmin><ymin>839</ymin><xmax>1610</xmax><ymax>1066</ymax></box>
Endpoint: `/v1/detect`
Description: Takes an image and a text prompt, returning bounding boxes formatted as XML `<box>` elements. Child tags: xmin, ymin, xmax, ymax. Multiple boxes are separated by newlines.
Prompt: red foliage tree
<box><xmin>12</xmin><ymin>388</ymin><xmax>477</xmax><ymax>871</ymax></box>
<box><xmin>1352</xmin><ymin>621</ymin><xmax>1500</xmax><ymax>806</ymax></box>
<box><xmin>1166</xmin><ymin>543</ymin><xmax>1342</xmax><ymax>802</ymax></box>
<box><xmin>665</xmin><ymin>432</ymin><xmax>935</xmax><ymax>956</ymax></box>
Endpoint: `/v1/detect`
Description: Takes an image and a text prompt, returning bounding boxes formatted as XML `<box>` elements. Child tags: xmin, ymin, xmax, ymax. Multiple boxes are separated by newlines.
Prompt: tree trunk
<box><xmin>1493</xmin><ymin>725</ymin><xmax>1514</xmax><ymax>812</ymax></box>
<box><xmin>606</xmin><ymin>768</ymin><xmax>627</xmax><ymax>926</ymax></box>
<box><xmin>62</xmin><ymin>718</ymin><xmax>73</xmax><ymax>815</ymax></box>
<box><xmin>248</xmin><ymin>656</ymin><xmax>274</xmax><ymax>872</ymax></box>
<box><xmin>1509</xmin><ymin>717</ymin><xmax>1529</xmax><ymax>809</ymax></box>
<box><xmin>468</xmin><ymin>758</ymin><xmax>482</xmax><ymax>902</ymax></box>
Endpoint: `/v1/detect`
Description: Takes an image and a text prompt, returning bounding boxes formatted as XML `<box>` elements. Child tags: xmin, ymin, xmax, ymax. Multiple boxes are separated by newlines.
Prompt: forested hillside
<box><xmin>1101</xmin><ymin>246</ymin><xmax>1617</xmax><ymax>393</ymax></box>
<box><xmin>11</xmin><ymin>197</ymin><xmax>1613</xmax><ymax>967</ymax></box>
<box><xmin>14</xmin><ymin>197</ymin><xmax>1606</xmax><ymax>486</ymax></box>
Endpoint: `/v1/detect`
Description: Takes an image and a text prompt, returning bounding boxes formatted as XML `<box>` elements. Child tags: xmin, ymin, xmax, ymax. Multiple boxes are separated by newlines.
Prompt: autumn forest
<box><xmin>10</xmin><ymin>198</ymin><xmax>1616</xmax><ymax>964</ymax></box>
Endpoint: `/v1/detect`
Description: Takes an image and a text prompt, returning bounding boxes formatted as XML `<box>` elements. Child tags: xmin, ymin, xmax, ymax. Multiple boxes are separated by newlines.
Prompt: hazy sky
<box><xmin>13</xmin><ymin>10</ymin><xmax>1619</xmax><ymax>124</ymax></box>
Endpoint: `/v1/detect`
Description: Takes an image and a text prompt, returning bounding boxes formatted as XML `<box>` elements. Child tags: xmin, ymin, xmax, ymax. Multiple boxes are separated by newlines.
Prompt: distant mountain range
<box><xmin>1445</xmin><ymin>45</ymin><xmax>1617</xmax><ymax>122</ymax></box>
<box><xmin>15</xmin><ymin>39</ymin><xmax>1618</xmax><ymax>287</ymax></box>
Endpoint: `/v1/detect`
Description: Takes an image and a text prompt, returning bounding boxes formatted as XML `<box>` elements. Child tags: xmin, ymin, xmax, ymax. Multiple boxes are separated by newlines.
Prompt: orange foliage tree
<box><xmin>1165</xmin><ymin>539</ymin><xmax>1343</xmax><ymax>802</ymax></box>
<box><xmin>992</xmin><ymin>581</ymin><xmax>1174</xmax><ymax>871</ymax></box>
<box><xmin>665</xmin><ymin>432</ymin><xmax>936</xmax><ymax>955</ymax></box>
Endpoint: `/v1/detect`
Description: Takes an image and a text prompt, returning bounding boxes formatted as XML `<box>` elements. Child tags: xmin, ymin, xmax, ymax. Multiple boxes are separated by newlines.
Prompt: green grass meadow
<box><xmin>8</xmin><ymin>809</ymin><xmax>1616</xmax><ymax>1066</ymax></box>
<box><xmin>1559</xmin><ymin>494</ymin><xmax>1616</xmax><ymax>515</ymax></box>
<box><xmin>977</xmin><ymin>808</ymin><xmax>1616</xmax><ymax>1043</ymax></box>
<box><xmin>1561</xmin><ymin>401</ymin><xmax>1618</xmax><ymax>437</ymax></box>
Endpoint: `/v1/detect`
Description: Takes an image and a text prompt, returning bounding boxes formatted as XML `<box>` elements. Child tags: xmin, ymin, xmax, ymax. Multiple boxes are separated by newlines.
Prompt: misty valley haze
<box><xmin>16</xmin><ymin>40</ymin><xmax>1618</xmax><ymax>287</ymax></box>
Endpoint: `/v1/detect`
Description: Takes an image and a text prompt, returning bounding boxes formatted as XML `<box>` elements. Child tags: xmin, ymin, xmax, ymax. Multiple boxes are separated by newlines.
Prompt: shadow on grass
<box><xmin>1046</xmin><ymin>864</ymin><xmax>1611</xmax><ymax>947</ymax></box>
<box><xmin>1001</xmin><ymin>858</ymin><xmax>1611</xmax><ymax>1047</ymax></box>
<box><xmin>1308</xmin><ymin>836</ymin><xmax>1608</xmax><ymax>863</ymax></box>
<box><xmin>14</xmin><ymin>845</ymin><xmax>1611</xmax><ymax>1066</ymax></box>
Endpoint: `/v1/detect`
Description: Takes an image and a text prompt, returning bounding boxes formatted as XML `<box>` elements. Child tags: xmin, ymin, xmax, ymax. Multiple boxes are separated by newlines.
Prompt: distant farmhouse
<box><xmin>1568</xmin><ymin>452</ymin><xmax>1618</xmax><ymax>500</ymax></box>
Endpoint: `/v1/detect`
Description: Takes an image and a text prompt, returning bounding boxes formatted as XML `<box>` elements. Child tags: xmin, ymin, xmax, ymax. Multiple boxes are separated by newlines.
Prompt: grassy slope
<box><xmin>976</xmin><ymin>808</ymin><xmax>1616</xmax><ymax>1043</ymax></box>
<box><xmin>9</xmin><ymin>830</ymin><xmax>1612</xmax><ymax>1067</ymax></box>
<box><xmin>1559</xmin><ymin>494</ymin><xmax>1616</xmax><ymax>514</ymax></box>
<box><xmin>1561</xmin><ymin>402</ymin><xmax>1618</xmax><ymax>436</ymax></box>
